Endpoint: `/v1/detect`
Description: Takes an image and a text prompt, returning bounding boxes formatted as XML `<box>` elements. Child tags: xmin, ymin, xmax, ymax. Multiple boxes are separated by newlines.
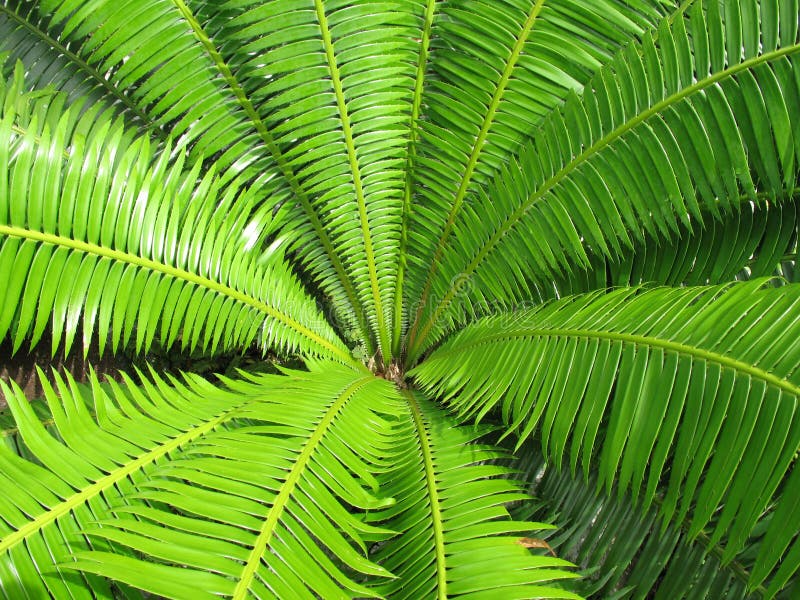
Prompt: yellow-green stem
<box><xmin>405</xmin><ymin>390</ymin><xmax>447</xmax><ymax>599</ymax></box>
<box><xmin>170</xmin><ymin>0</ymin><xmax>373</xmax><ymax>354</ymax></box>
<box><xmin>393</xmin><ymin>0</ymin><xmax>439</xmax><ymax>357</ymax></box>
<box><xmin>421</xmin><ymin>327</ymin><xmax>800</xmax><ymax>399</ymax></box>
<box><xmin>313</xmin><ymin>0</ymin><xmax>392</xmax><ymax>363</ymax></box>
<box><xmin>406</xmin><ymin>0</ymin><xmax>545</xmax><ymax>355</ymax></box>
<box><xmin>0</xmin><ymin>399</ymin><xmax>248</xmax><ymax>554</ymax></box>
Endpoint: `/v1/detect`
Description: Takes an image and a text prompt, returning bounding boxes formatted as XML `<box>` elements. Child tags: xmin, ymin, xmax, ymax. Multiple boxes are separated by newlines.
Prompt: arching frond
<box><xmin>369</xmin><ymin>390</ymin><xmax>579</xmax><ymax>599</ymax></box>
<box><xmin>0</xmin><ymin>70</ymin><xmax>350</xmax><ymax>363</ymax></box>
<box><xmin>392</xmin><ymin>0</ymin><xmax>438</xmax><ymax>354</ymax></box>
<box><xmin>1</xmin><ymin>1</ymin><xmax>798</xmax><ymax>598</ymax></box>
<box><xmin>63</xmin><ymin>363</ymin><xmax>400</xmax><ymax>599</ymax></box>
<box><xmin>0</xmin><ymin>0</ymin><xmax>402</xmax><ymax>344</ymax></box>
<box><xmin>407</xmin><ymin>0</ymin><xmax>800</xmax><ymax>360</ymax></box>
<box><xmin>0</xmin><ymin>0</ymin><xmax>136</xmax><ymax>121</ymax></box>
<box><xmin>513</xmin><ymin>452</ymin><xmax>775</xmax><ymax>599</ymax></box>
<box><xmin>183</xmin><ymin>0</ymin><xmax>422</xmax><ymax>363</ymax></box>
<box><xmin>0</xmin><ymin>364</ymin><xmax>405</xmax><ymax>598</ymax></box>
<box><xmin>403</xmin><ymin>0</ymin><xmax>688</xmax><ymax>350</ymax></box>
<box><xmin>0</xmin><ymin>367</ymin><xmax>265</xmax><ymax>598</ymax></box>
<box><xmin>11</xmin><ymin>0</ymin><xmax>276</xmax><ymax>172</ymax></box>
<box><xmin>412</xmin><ymin>281</ymin><xmax>800</xmax><ymax>595</ymax></box>
<box><xmin>532</xmin><ymin>192</ymin><xmax>800</xmax><ymax>303</ymax></box>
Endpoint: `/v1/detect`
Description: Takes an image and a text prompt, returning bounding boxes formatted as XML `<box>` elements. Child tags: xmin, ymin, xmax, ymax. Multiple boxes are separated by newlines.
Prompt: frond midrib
<box><xmin>313</xmin><ymin>0</ymin><xmax>392</xmax><ymax>362</ymax></box>
<box><xmin>407</xmin><ymin>0</ymin><xmax>546</xmax><ymax>343</ymax></box>
<box><xmin>167</xmin><ymin>0</ymin><xmax>373</xmax><ymax>352</ymax></box>
<box><xmin>0</xmin><ymin>4</ymin><xmax>151</xmax><ymax>124</ymax></box>
<box><xmin>393</xmin><ymin>0</ymin><xmax>439</xmax><ymax>355</ymax></box>
<box><xmin>232</xmin><ymin>375</ymin><xmax>373</xmax><ymax>599</ymax></box>
<box><xmin>422</xmin><ymin>326</ymin><xmax>800</xmax><ymax>399</ymax></box>
<box><xmin>407</xmin><ymin>0</ymin><xmax>698</xmax><ymax>351</ymax></box>
<box><xmin>404</xmin><ymin>390</ymin><xmax>447</xmax><ymax>599</ymax></box>
<box><xmin>0</xmin><ymin>397</ymin><xmax>249</xmax><ymax>554</ymax></box>
<box><xmin>671</xmin><ymin>0</ymin><xmax>698</xmax><ymax>24</ymax></box>
<box><xmin>0</xmin><ymin>224</ymin><xmax>353</xmax><ymax>364</ymax></box>
<box><xmin>409</xmin><ymin>40</ymin><xmax>800</xmax><ymax>361</ymax></box>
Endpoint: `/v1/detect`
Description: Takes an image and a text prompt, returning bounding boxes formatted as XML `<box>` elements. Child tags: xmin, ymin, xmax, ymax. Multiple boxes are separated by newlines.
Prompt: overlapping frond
<box><xmin>0</xmin><ymin>367</ymin><xmax>263</xmax><ymax>598</ymax></box>
<box><xmin>391</xmin><ymin>0</ymin><xmax>437</xmax><ymax>353</ymax></box>
<box><xmin>22</xmin><ymin>0</ymin><xmax>279</xmax><ymax>173</ymax></box>
<box><xmin>184</xmin><ymin>0</ymin><xmax>421</xmax><ymax>362</ymax></box>
<box><xmin>533</xmin><ymin>193</ymin><xmax>800</xmax><ymax>303</ymax></box>
<box><xmin>0</xmin><ymin>0</ymin><xmax>136</xmax><ymax>121</ymax></box>
<box><xmin>514</xmin><ymin>452</ymin><xmax>776</xmax><ymax>599</ymax></box>
<box><xmin>64</xmin><ymin>363</ymin><xmax>400</xmax><ymax>599</ymax></box>
<box><xmin>413</xmin><ymin>281</ymin><xmax>800</xmax><ymax>596</ymax></box>
<box><xmin>0</xmin><ymin>0</ymin><xmax>417</xmax><ymax>348</ymax></box>
<box><xmin>368</xmin><ymin>390</ymin><xmax>579</xmax><ymax>599</ymax></box>
<box><xmin>407</xmin><ymin>0</ymin><xmax>800</xmax><ymax>360</ymax></box>
<box><xmin>0</xmin><ymin>70</ymin><xmax>350</xmax><ymax>362</ymax></box>
<box><xmin>403</xmin><ymin>0</ymin><xmax>687</xmax><ymax>349</ymax></box>
<box><xmin>1</xmin><ymin>0</ymin><xmax>799</xmax><ymax>598</ymax></box>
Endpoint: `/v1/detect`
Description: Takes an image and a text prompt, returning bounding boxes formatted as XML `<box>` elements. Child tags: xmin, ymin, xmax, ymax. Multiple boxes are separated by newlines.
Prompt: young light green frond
<box><xmin>65</xmin><ymin>364</ymin><xmax>402</xmax><ymax>599</ymax></box>
<box><xmin>368</xmin><ymin>390</ymin><xmax>579</xmax><ymax>599</ymax></box>
<box><xmin>514</xmin><ymin>452</ymin><xmax>769</xmax><ymax>599</ymax></box>
<box><xmin>0</xmin><ymin>367</ymin><xmax>263</xmax><ymax>598</ymax></box>
<box><xmin>412</xmin><ymin>281</ymin><xmax>800</xmax><ymax>595</ymax></box>
<box><xmin>403</xmin><ymin>0</ymin><xmax>689</xmax><ymax>350</ymax></box>
<box><xmin>0</xmin><ymin>75</ymin><xmax>350</xmax><ymax>362</ymax></box>
<box><xmin>407</xmin><ymin>0</ymin><xmax>800</xmax><ymax>361</ymax></box>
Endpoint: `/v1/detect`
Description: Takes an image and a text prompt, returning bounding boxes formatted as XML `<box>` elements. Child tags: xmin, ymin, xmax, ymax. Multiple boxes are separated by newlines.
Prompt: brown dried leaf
<box><xmin>517</xmin><ymin>537</ymin><xmax>556</xmax><ymax>556</ymax></box>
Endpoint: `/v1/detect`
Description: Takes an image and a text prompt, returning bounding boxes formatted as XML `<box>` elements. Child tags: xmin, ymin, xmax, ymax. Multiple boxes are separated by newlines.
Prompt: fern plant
<box><xmin>0</xmin><ymin>0</ymin><xmax>799</xmax><ymax>597</ymax></box>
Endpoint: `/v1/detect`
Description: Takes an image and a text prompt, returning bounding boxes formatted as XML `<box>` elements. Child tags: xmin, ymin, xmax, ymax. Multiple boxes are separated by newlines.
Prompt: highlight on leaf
<box><xmin>405</xmin><ymin>0</ymin><xmax>800</xmax><ymax>360</ymax></box>
<box><xmin>0</xmin><ymin>1</ymin><xmax>799</xmax><ymax>598</ymax></box>
<box><xmin>0</xmin><ymin>62</ymin><xmax>350</xmax><ymax>363</ymax></box>
<box><xmin>413</xmin><ymin>280</ymin><xmax>800</xmax><ymax>595</ymax></box>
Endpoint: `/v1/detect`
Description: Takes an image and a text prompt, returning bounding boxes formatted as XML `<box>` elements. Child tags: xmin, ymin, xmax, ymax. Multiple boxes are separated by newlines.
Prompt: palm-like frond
<box><xmin>0</xmin><ymin>362</ymin><xmax>581</xmax><ymax>600</ymax></box>
<box><xmin>0</xmin><ymin>366</ymin><xmax>265</xmax><ymax>597</ymax></box>
<box><xmin>513</xmin><ymin>451</ymin><xmax>780</xmax><ymax>599</ymax></box>
<box><xmin>0</xmin><ymin>0</ymin><xmax>133</xmax><ymax>119</ymax></box>
<box><xmin>534</xmin><ymin>193</ymin><xmax>800</xmax><ymax>303</ymax></box>
<box><xmin>406</xmin><ymin>0</ymin><xmax>800</xmax><ymax>360</ymax></box>
<box><xmin>1</xmin><ymin>0</ymin><xmax>799</xmax><ymax>597</ymax></box>
<box><xmin>28</xmin><ymin>0</ymin><xmax>278</xmax><ymax>173</ymax></box>
<box><xmin>60</xmin><ymin>363</ymin><xmax>401</xmax><ymax>599</ymax></box>
<box><xmin>182</xmin><ymin>0</ymin><xmax>421</xmax><ymax>362</ymax></box>
<box><xmin>0</xmin><ymin>66</ymin><xmax>350</xmax><ymax>362</ymax></box>
<box><xmin>369</xmin><ymin>390</ymin><xmax>579</xmax><ymax>599</ymax></box>
<box><xmin>0</xmin><ymin>0</ymin><xmax>379</xmax><ymax>350</ymax></box>
<box><xmin>413</xmin><ymin>281</ymin><xmax>800</xmax><ymax>594</ymax></box>
<box><xmin>403</xmin><ymin>0</ymin><xmax>685</xmax><ymax>325</ymax></box>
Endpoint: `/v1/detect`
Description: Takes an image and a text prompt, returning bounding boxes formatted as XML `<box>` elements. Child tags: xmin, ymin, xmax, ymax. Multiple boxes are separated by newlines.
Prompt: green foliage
<box><xmin>370</xmin><ymin>391</ymin><xmax>581</xmax><ymax>599</ymax></box>
<box><xmin>413</xmin><ymin>281</ymin><xmax>800</xmax><ymax>594</ymax></box>
<box><xmin>405</xmin><ymin>0</ymin><xmax>800</xmax><ymax>359</ymax></box>
<box><xmin>0</xmin><ymin>0</ymin><xmax>799</xmax><ymax>598</ymax></box>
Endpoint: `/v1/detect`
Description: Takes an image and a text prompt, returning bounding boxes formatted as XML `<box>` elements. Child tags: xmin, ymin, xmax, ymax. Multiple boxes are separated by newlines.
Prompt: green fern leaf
<box><xmin>413</xmin><ymin>281</ymin><xmax>800</xmax><ymax>592</ymax></box>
